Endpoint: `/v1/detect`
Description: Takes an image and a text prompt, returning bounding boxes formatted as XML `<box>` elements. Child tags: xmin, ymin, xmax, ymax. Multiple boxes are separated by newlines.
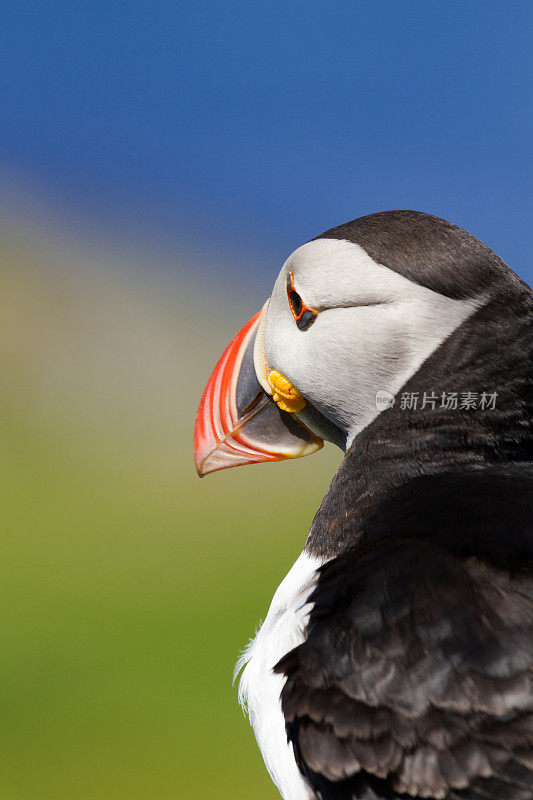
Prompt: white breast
<box><xmin>235</xmin><ymin>552</ymin><xmax>323</xmax><ymax>800</ymax></box>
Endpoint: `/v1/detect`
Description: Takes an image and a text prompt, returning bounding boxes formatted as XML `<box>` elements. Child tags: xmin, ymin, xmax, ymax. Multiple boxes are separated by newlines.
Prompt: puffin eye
<box><xmin>286</xmin><ymin>272</ymin><xmax>318</xmax><ymax>331</ymax></box>
<box><xmin>290</xmin><ymin>289</ymin><xmax>303</xmax><ymax>317</ymax></box>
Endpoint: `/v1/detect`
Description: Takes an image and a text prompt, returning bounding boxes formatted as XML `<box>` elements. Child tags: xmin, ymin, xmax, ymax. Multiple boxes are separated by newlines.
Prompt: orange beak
<box><xmin>193</xmin><ymin>307</ymin><xmax>323</xmax><ymax>476</ymax></box>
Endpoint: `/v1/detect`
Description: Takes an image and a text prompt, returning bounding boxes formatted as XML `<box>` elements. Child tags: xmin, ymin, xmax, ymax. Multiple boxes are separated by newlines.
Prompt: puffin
<box><xmin>193</xmin><ymin>210</ymin><xmax>533</xmax><ymax>800</ymax></box>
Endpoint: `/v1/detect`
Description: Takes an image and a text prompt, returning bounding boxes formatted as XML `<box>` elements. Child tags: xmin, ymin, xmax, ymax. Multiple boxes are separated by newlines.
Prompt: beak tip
<box><xmin>194</xmin><ymin>446</ymin><xmax>211</xmax><ymax>477</ymax></box>
<box><xmin>195</xmin><ymin>457</ymin><xmax>217</xmax><ymax>477</ymax></box>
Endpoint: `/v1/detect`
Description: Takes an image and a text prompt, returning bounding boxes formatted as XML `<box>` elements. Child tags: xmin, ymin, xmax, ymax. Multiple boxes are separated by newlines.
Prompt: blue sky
<box><xmin>2</xmin><ymin>1</ymin><xmax>532</xmax><ymax>285</ymax></box>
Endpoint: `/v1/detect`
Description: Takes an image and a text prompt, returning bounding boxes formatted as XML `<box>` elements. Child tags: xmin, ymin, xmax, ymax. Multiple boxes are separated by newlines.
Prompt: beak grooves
<box><xmin>194</xmin><ymin>304</ymin><xmax>323</xmax><ymax>477</ymax></box>
<box><xmin>194</xmin><ymin>310</ymin><xmax>281</xmax><ymax>475</ymax></box>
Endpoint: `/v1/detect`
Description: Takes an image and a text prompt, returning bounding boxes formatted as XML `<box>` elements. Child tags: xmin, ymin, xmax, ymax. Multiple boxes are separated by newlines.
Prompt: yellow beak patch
<box><xmin>267</xmin><ymin>370</ymin><xmax>307</xmax><ymax>413</ymax></box>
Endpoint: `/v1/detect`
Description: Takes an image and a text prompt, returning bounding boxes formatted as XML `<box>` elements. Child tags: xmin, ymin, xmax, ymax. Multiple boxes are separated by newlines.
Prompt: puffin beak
<box><xmin>194</xmin><ymin>304</ymin><xmax>323</xmax><ymax>476</ymax></box>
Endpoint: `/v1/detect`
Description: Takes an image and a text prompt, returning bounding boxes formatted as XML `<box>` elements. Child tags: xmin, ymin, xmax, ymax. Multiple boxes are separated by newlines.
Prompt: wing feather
<box><xmin>276</xmin><ymin>541</ymin><xmax>533</xmax><ymax>800</ymax></box>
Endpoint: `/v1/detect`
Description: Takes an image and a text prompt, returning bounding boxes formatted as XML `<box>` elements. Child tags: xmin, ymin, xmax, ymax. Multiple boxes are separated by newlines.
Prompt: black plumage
<box><xmin>278</xmin><ymin>543</ymin><xmax>533</xmax><ymax>799</ymax></box>
<box><xmin>276</xmin><ymin>212</ymin><xmax>533</xmax><ymax>800</ymax></box>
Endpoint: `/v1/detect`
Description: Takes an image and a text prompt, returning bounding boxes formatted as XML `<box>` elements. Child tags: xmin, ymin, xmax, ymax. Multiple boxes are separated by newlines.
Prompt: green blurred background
<box><xmin>1</xmin><ymin>227</ymin><xmax>340</xmax><ymax>799</ymax></box>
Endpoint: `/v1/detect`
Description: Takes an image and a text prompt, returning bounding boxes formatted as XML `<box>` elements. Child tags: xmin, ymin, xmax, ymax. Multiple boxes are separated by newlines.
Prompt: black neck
<box><xmin>305</xmin><ymin>284</ymin><xmax>533</xmax><ymax>568</ymax></box>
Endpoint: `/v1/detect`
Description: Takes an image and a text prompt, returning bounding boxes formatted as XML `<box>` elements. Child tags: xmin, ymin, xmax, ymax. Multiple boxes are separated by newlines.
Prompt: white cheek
<box><xmin>261</xmin><ymin>248</ymin><xmax>480</xmax><ymax>442</ymax></box>
<box><xmin>278</xmin><ymin>306</ymin><xmax>415</xmax><ymax>431</ymax></box>
<box><xmin>263</xmin><ymin>280</ymin><xmax>412</xmax><ymax>432</ymax></box>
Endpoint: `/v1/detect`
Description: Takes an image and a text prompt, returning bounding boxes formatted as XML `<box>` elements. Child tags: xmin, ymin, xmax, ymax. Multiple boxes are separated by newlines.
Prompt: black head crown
<box><xmin>315</xmin><ymin>209</ymin><xmax>525</xmax><ymax>300</ymax></box>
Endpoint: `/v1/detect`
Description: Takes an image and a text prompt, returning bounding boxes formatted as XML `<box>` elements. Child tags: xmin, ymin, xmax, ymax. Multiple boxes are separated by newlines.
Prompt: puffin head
<box><xmin>194</xmin><ymin>210</ymin><xmax>519</xmax><ymax>476</ymax></box>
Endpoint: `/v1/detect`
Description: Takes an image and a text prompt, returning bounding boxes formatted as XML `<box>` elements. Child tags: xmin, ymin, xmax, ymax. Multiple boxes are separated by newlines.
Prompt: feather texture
<box><xmin>277</xmin><ymin>542</ymin><xmax>533</xmax><ymax>799</ymax></box>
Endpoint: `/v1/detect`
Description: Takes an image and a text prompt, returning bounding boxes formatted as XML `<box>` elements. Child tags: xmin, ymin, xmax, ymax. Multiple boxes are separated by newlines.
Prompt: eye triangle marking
<box><xmin>286</xmin><ymin>271</ymin><xmax>318</xmax><ymax>331</ymax></box>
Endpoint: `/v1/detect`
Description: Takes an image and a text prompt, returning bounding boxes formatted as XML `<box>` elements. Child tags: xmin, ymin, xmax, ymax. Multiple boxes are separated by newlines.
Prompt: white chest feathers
<box><xmin>235</xmin><ymin>552</ymin><xmax>323</xmax><ymax>800</ymax></box>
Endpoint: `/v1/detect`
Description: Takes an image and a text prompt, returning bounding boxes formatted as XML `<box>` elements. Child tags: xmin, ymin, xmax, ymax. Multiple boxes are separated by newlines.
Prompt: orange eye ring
<box><xmin>286</xmin><ymin>272</ymin><xmax>318</xmax><ymax>331</ymax></box>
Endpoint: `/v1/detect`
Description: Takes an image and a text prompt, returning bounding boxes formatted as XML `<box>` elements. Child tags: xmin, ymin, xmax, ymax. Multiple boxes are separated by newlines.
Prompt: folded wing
<box><xmin>276</xmin><ymin>540</ymin><xmax>533</xmax><ymax>800</ymax></box>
